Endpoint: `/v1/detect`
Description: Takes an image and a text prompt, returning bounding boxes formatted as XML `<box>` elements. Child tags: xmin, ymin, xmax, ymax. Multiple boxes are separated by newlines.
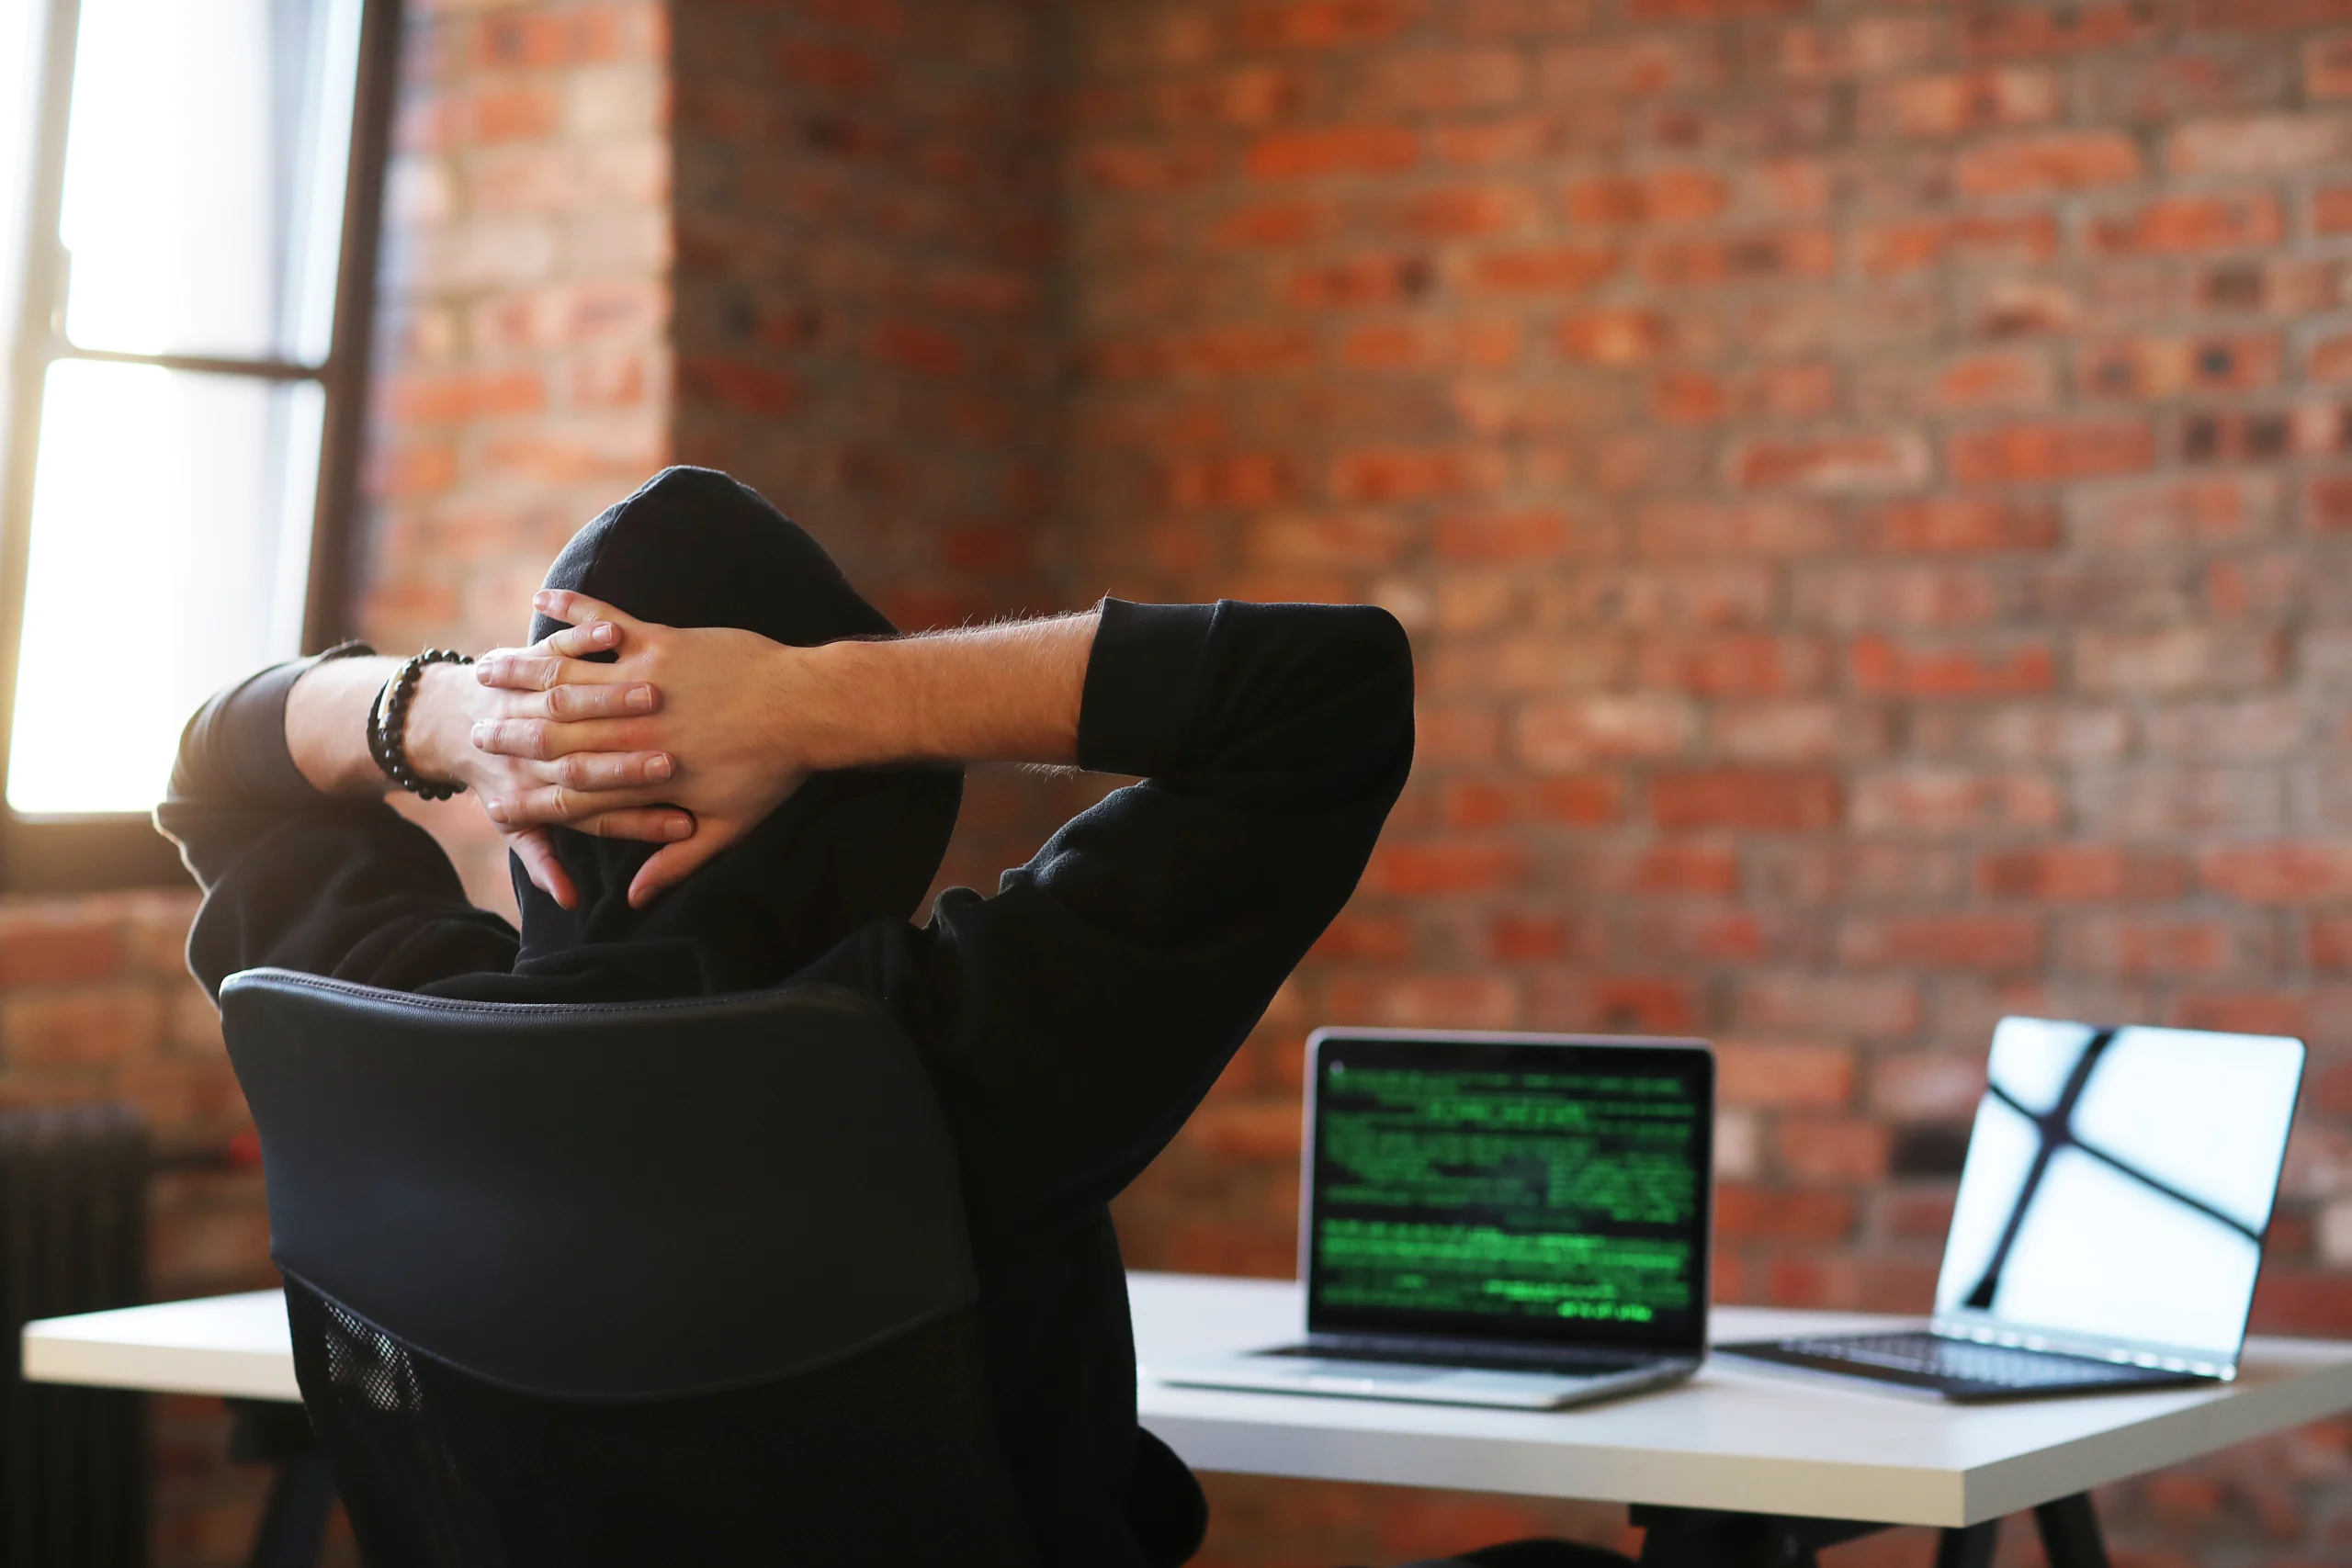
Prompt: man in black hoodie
<box><xmin>160</xmin><ymin>467</ymin><xmax>1415</xmax><ymax>1568</ymax></box>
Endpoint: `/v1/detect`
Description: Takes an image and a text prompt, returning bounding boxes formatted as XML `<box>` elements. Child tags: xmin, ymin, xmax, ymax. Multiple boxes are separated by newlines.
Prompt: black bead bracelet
<box><xmin>368</xmin><ymin>649</ymin><xmax>475</xmax><ymax>801</ymax></box>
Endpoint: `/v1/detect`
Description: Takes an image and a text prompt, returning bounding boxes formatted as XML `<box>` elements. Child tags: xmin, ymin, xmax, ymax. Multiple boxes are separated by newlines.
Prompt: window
<box><xmin>0</xmin><ymin>0</ymin><xmax>398</xmax><ymax>888</ymax></box>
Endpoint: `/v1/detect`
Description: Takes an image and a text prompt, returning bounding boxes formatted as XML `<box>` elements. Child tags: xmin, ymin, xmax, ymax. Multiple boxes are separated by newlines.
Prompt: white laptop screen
<box><xmin>1304</xmin><ymin>1032</ymin><xmax>1714</xmax><ymax>1355</ymax></box>
<box><xmin>1934</xmin><ymin>1017</ymin><xmax>2305</xmax><ymax>1364</ymax></box>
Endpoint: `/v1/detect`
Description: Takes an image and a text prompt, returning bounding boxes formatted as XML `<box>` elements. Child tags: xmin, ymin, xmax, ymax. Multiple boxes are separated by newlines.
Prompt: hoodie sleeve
<box><xmin>809</xmin><ymin>599</ymin><xmax>1414</xmax><ymax>1244</ymax></box>
<box><xmin>154</xmin><ymin>648</ymin><xmax>520</xmax><ymax>998</ymax></box>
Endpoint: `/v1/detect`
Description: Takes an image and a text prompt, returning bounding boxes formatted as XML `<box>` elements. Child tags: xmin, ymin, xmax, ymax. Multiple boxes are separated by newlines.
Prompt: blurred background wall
<box><xmin>15</xmin><ymin>0</ymin><xmax>2352</xmax><ymax>1562</ymax></box>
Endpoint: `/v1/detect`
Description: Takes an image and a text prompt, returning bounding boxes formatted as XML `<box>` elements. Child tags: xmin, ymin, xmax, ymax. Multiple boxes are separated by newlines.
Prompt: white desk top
<box><xmin>1129</xmin><ymin>1275</ymin><xmax>2352</xmax><ymax>1528</ymax></box>
<box><xmin>28</xmin><ymin>1273</ymin><xmax>2352</xmax><ymax>1529</ymax></box>
<box><xmin>23</xmin><ymin>1289</ymin><xmax>301</xmax><ymax>1403</ymax></box>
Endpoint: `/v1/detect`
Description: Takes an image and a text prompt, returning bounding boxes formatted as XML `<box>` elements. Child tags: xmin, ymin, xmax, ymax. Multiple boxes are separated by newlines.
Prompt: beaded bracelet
<box><xmin>368</xmin><ymin>649</ymin><xmax>475</xmax><ymax>801</ymax></box>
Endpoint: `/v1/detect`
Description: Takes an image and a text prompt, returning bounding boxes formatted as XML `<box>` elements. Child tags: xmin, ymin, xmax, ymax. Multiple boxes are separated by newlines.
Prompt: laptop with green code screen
<box><xmin>1149</xmin><ymin>1028</ymin><xmax>1713</xmax><ymax>1410</ymax></box>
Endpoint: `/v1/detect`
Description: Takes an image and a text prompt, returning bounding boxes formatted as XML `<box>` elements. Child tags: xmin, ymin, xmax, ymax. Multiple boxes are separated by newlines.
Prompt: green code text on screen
<box><xmin>1313</xmin><ymin>1060</ymin><xmax>1702</xmax><ymax>1328</ymax></box>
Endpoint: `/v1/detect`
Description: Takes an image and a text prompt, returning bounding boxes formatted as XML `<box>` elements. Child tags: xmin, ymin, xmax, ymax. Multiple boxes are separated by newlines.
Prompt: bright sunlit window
<box><xmin>0</xmin><ymin>1</ymin><xmax>38</xmax><ymax>445</ymax></box>
<box><xmin>0</xmin><ymin>0</ymin><xmax>383</xmax><ymax>863</ymax></box>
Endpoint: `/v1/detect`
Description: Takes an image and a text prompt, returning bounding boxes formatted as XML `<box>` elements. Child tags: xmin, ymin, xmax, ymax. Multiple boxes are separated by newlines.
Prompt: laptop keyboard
<box><xmin>1761</xmin><ymin>1331</ymin><xmax>2189</xmax><ymax>1392</ymax></box>
<box><xmin>1259</xmin><ymin>1339</ymin><xmax>1656</xmax><ymax>1378</ymax></box>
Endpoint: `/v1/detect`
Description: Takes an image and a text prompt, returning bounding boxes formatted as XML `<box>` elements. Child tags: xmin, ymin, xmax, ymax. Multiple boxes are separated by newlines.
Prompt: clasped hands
<box><xmin>414</xmin><ymin>587</ymin><xmax>1088</xmax><ymax>909</ymax></box>
<box><xmin>446</xmin><ymin>590</ymin><xmax>814</xmax><ymax>911</ymax></box>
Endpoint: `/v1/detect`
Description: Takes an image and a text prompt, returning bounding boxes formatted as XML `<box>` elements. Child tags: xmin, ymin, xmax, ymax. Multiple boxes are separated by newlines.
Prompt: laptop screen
<box><xmin>1304</xmin><ymin>1031</ymin><xmax>1713</xmax><ymax>1353</ymax></box>
<box><xmin>1934</xmin><ymin>1017</ymin><xmax>2305</xmax><ymax>1364</ymax></box>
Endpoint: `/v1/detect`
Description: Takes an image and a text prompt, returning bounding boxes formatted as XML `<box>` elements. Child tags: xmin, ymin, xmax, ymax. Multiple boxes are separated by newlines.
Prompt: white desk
<box><xmin>1125</xmin><ymin>1275</ymin><xmax>2352</xmax><ymax>1530</ymax></box>
<box><xmin>27</xmin><ymin>1274</ymin><xmax>2352</xmax><ymax>1552</ymax></box>
<box><xmin>22</xmin><ymin>1288</ymin><xmax>300</xmax><ymax>1403</ymax></box>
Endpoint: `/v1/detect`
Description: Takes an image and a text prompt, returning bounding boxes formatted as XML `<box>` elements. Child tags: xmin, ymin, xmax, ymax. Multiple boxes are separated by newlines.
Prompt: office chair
<box><xmin>220</xmin><ymin>968</ymin><xmax>1036</xmax><ymax>1567</ymax></box>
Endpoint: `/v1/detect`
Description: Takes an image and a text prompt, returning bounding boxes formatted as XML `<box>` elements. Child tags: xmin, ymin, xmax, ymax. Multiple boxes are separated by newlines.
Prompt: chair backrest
<box><xmin>220</xmin><ymin>968</ymin><xmax>1034</xmax><ymax>1564</ymax></box>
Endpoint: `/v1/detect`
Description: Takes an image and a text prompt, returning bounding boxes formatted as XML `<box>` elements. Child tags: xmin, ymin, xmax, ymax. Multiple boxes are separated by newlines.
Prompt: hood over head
<box><xmin>509</xmin><ymin>467</ymin><xmax>961</xmax><ymax>995</ymax></box>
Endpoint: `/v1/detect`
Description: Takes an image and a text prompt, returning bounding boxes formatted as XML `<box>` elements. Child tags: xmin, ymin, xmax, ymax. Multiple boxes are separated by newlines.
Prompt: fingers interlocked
<box><xmin>490</xmin><ymin>784</ymin><xmax>692</xmax><ymax>833</ymax></box>
<box><xmin>469</xmin><ymin>613</ymin><xmax>683</xmax><ymax>831</ymax></box>
<box><xmin>476</xmin><ymin>631</ymin><xmax>661</xmax><ymax>760</ymax></box>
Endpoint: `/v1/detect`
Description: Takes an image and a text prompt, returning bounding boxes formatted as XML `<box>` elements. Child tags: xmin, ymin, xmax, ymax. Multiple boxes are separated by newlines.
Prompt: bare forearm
<box><xmin>795</xmin><ymin>612</ymin><xmax>1097</xmax><ymax>772</ymax></box>
<box><xmin>287</xmin><ymin>658</ymin><xmax>474</xmax><ymax>795</ymax></box>
<box><xmin>286</xmin><ymin>656</ymin><xmax>396</xmax><ymax>795</ymax></box>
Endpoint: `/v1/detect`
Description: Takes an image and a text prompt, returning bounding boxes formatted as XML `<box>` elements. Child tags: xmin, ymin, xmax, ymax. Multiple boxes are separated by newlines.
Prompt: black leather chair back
<box><xmin>220</xmin><ymin>968</ymin><xmax>1035</xmax><ymax>1566</ymax></box>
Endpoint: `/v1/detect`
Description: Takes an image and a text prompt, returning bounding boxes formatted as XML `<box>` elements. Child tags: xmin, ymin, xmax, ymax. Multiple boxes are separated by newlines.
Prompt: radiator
<box><xmin>0</xmin><ymin>1104</ymin><xmax>149</xmax><ymax>1568</ymax></box>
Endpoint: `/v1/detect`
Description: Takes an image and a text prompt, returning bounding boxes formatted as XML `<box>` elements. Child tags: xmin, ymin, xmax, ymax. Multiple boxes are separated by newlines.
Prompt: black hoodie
<box><xmin>157</xmin><ymin>467</ymin><xmax>1415</xmax><ymax>1568</ymax></box>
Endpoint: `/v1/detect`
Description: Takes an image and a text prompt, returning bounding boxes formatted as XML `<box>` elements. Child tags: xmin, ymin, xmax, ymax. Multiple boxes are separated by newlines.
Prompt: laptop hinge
<box><xmin>1928</xmin><ymin>1314</ymin><xmax>2233</xmax><ymax>1379</ymax></box>
<box><xmin>1305</xmin><ymin>1333</ymin><xmax>1670</xmax><ymax>1370</ymax></box>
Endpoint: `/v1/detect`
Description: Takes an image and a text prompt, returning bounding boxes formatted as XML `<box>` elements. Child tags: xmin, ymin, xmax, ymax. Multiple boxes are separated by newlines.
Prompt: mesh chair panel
<box><xmin>288</xmin><ymin>1279</ymin><xmax>1035</xmax><ymax>1568</ymax></box>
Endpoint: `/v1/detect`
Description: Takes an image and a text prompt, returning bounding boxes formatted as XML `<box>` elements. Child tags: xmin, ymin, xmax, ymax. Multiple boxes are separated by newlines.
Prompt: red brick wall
<box><xmin>1068</xmin><ymin>2</ymin><xmax>2352</xmax><ymax>1562</ymax></box>
<box><xmin>669</xmin><ymin>0</ymin><xmax>1078</xmax><ymax>891</ymax></box>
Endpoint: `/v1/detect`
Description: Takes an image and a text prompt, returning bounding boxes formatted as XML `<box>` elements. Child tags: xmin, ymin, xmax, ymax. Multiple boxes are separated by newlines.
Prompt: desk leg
<box><xmin>2033</xmin><ymin>1494</ymin><xmax>2111</xmax><ymax>1568</ymax></box>
<box><xmin>1934</xmin><ymin>1521</ymin><xmax>1998</xmax><ymax>1568</ymax></box>
<box><xmin>246</xmin><ymin>1453</ymin><xmax>337</xmax><ymax>1568</ymax></box>
<box><xmin>1633</xmin><ymin>1496</ymin><xmax>2106</xmax><ymax>1568</ymax></box>
<box><xmin>1630</xmin><ymin>1506</ymin><xmax>1881</xmax><ymax>1566</ymax></box>
<box><xmin>227</xmin><ymin>1399</ymin><xmax>335</xmax><ymax>1568</ymax></box>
